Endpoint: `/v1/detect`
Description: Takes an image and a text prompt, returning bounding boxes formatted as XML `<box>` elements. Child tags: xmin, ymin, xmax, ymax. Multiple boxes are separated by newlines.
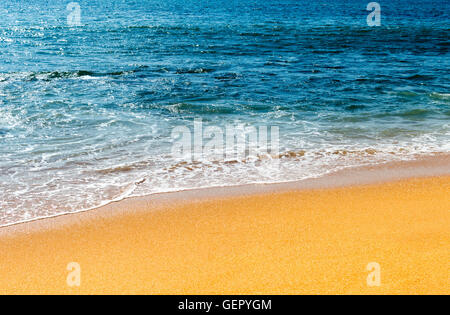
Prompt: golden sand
<box><xmin>0</xmin><ymin>176</ymin><xmax>449</xmax><ymax>295</ymax></box>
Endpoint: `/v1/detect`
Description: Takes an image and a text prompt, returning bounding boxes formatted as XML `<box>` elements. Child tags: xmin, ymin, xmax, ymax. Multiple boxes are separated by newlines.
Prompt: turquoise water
<box><xmin>0</xmin><ymin>0</ymin><xmax>449</xmax><ymax>225</ymax></box>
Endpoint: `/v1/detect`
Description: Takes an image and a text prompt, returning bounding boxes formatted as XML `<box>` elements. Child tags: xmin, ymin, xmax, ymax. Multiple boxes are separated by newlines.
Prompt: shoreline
<box><xmin>0</xmin><ymin>153</ymin><xmax>448</xmax><ymax>232</ymax></box>
<box><xmin>0</xmin><ymin>155</ymin><xmax>449</xmax><ymax>294</ymax></box>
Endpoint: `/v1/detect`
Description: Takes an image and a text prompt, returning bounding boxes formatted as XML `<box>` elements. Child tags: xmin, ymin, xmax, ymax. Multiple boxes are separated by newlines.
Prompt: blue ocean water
<box><xmin>0</xmin><ymin>0</ymin><xmax>449</xmax><ymax>225</ymax></box>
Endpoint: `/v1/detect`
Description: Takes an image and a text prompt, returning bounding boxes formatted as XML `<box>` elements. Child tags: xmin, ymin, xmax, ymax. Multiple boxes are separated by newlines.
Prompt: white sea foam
<box><xmin>1</xmin><ymin>133</ymin><xmax>448</xmax><ymax>227</ymax></box>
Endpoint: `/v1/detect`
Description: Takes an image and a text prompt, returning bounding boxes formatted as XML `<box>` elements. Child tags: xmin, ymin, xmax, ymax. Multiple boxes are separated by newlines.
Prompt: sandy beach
<box><xmin>0</xmin><ymin>157</ymin><xmax>449</xmax><ymax>295</ymax></box>
<box><xmin>2</xmin><ymin>0</ymin><xmax>450</xmax><ymax>297</ymax></box>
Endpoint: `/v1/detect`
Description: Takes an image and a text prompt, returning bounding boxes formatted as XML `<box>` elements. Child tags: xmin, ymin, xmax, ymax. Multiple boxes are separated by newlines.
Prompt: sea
<box><xmin>0</xmin><ymin>0</ymin><xmax>449</xmax><ymax>225</ymax></box>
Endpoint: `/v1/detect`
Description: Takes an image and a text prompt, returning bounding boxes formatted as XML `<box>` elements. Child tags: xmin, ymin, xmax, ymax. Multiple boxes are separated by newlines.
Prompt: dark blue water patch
<box><xmin>402</xmin><ymin>74</ymin><xmax>436</xmax><ymax>81</ymax></box>
<box><xmin>345</xmin><ymin>105</ymin><xmax>367</xmax><ymax>111</ymax></box>
<box><xmin>214</xmin><ymin>72</ymin><xmax>240</xmax><ymax>82</ymax></box>
<box><xmin>175</xmin><ymin>68</ymin><xmax>216</xmax><ymax>75</ymax></box>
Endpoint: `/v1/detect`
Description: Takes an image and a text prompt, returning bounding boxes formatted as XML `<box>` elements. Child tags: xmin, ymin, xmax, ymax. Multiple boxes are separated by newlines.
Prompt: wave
<box><xmin>0</xmin><ymin>66</ymin><xmax>221</xmax><ymax>83</ymax></box>
<box><xmin>95</xmin><ymin>161</ymin><xmax>155</xmax><ymax>175</ymax></box>
<box><xmin>176</xmin><ymin>68</ymin><xmax>215</xmax><ymax>74</ymax></box>
<box><xmin>144</xmin><ymin>147</ymin><xmax>423</xmax><ymax>174</ymax></box>
<box><xmin>0</xmin><ymin>68</ymin><xmax>147</xmax><ymax>82</ymax></box>
<box><xmin>83</xmin><ymin>148</ymin><xmax>396</xmax><ymax>177</ymax></box>
<box><xmin>397</xmin><ymin>109</ymin><xmax>433</xmax><ymax>118</ymax></box>
<box><xmin>430</xmin><ymin>92</ymin><xmax>450</xmax><ymax>101</ymax></box>
<box><xmin>402</xmin><ymin>74</ymin><xmax>435</xmax><ymax>81</ymax></box>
